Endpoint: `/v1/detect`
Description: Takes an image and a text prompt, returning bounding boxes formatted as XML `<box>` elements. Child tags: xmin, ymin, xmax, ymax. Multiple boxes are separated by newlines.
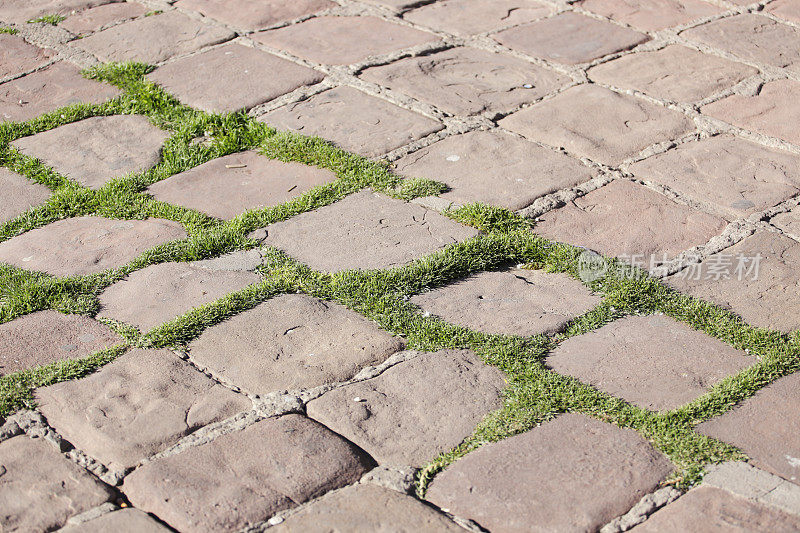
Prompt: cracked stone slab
<box><xmin>70</xmin><ymin>10</ymin><xmax>235</xmax><ymax>64</ymax></box>
<box><xmin>773</xmin><ymin>210</ymin><xmax>800</xmax><ymax>236</ymax></box>
<box><xmin>493</xmin><ymin>12</ymin><xmax>649</xmax><ymax>65</ymax></box>
<box><xmin>534</xmin><ymin>180</ymin><xmax>727</xmax><ymax>261</ymax></box>
<box><xmin>0</xmin><ymin>34</ymin><xmax>56</xmax><ymax>79</ymax></box>
<box><xmin>188</xmin><ymin>293</ymin><xmax>404</xmax><ymax>395</ymax></box>
<box><xmin>427</xmin><ymin>413</ymin><xmax>673</xmax><ymax>532</ymax></box>
<box><xmin>0</xmin><ymin>0</ymin><xmax>120</xmax><ymax>25</ymax></box>
<box><xmin>499</xmin><ymin>84</ymin><xmax>694</xmax><ymax>166</ymax></box>
<box><xmin>147</xmin><ymin>150</ymin><xmax>337</xmax><ymax>219</ymax></box>
<box><xmin>768</xmin><ymin>0</ymin><xmax>800</xmax><ymax>24</ymax></box>
<box><xmin>404</xmin><ymin>0</ymin><xmax>554</xmax><ymax>36</ymax></box>
<box><xmin>0</xmin><ymin>216</ymin><xmax>187</xmax><ymax>277</ymax></box>
<box><xmin>60</xmin><ymin>2</ymin><xmax>147</xmax><ymax>35</ymax></box>
<box><xmin>0</xmin><ymin>167</ymin><xmax>51</xmax><ymax>224</ymax></box>
<box><xmin>37</xmin><ymin>348</ymin><xmax>251</xmax><ymax>471</ymax></box>
<box><xmin>0</xmin><ymin>310</ymin><xmax>122</xmax><ymax>375</ymax></box>
<box><xmin>122</xmin><ymin>414</ymin><xmax>375</xmax><ymax>533</ymax></box>
<box><xmin>259</xmin><ymin>86</ymin><xmax>444</xmax><ymax>158</ymax></box>
<box><xmin>577</xmin><ymin>0</ymin><xmax>722</xmax><ymax>31</ymax></box>
<box><xmin>0</xmin><ymin>436</ymin><xmax>114</xmax><ymax>532</ymax></box>
<box><xmin>62</xmin><ymin>508</ymin><xmax>169</xmax><ymax>532</ymax></box>
<box><xmin>175</xmin><ymin>0</ymin><xmax>334</xmax><ymax>32</ymax></box>
<box><xmin>11</xmin><ymin>115</ymin><xmax>169</xmax><ymax>189</ymax></box>
<box><xmin>148</xmin><ymin>43</ymin><xmax>323</xmax><ymax>114</ymax></box>
<box><xmin>249</xmin><ymin>190</ymin><xmax>479</xmax><ymax>271</ymax></box>
<box><xmin>666</xmin><ymin>231</ymin><xmax>800</xmax><ymax>333</ymax></box>
<box><xmin>546</xmin><ymin>314</ymin><xmax>754</xmax><ymax>412</ymax></box>
<box><xmin>307</xmin><ymin>349</ymin><xmax>506</xmax><ymax>466</ymax></box>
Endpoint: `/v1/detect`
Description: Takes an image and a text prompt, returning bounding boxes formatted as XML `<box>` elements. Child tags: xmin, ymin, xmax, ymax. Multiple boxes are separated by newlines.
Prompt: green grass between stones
<box><xmin>0</xmin><ymin>27</ymin><xmax>19</xmax><ymax>35</ymax></box>
<box><xmin>0</xmin><ymin>62</ymin><xmax>797</xmax><ymax>498</ymax></box>
<box><xmin>27</xmin><ymin>14</ymin><xmax>67</xmax><ymax>25</ymax></box>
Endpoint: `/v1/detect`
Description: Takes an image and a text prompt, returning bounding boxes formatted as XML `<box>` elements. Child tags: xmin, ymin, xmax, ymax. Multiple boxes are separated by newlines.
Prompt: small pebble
<box><xmin>522</xmin><ymin>83</ymin><xmax>534</xmax><ymax>89</ymax></box>
<box><xmin>268</xmin><ymin>516</ymin><xmax>284</xmax><ymax>526</ymax></box>
<box><xmin>353</xmin><ymin>397</ymin><xmax>365</xmax><ymax>402</ymax></box>
<box><xmin>446</xmin><ymin>154</ymin><xmax>460</xmax><ymax>162</ymax></box>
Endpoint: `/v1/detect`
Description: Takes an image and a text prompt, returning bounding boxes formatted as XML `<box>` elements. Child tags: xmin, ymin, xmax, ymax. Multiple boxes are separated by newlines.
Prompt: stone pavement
<box><xmin>1</xmin><ymin>0</ymin><xmax>800</xmax><ymax>531</ymax></box>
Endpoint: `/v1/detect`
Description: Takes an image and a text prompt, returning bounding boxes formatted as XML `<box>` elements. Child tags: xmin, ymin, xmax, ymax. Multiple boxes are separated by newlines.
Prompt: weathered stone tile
<box><xmin>534</xmin><ymin>180</ymin><xmax>727</xmax><ymax>260</ymax></box>
<box><xmin>768</xmin><ymin>0</ymin><xmax>800</xmax><ymax>24</ymax></box>
<box><xmin>0</xmin><ymin>216</ymin><xmax>187</xmax><ymax>277</ymax></box>
<box><xmin>307</xmin><ymin>349</ymin><xmax>506</xmax><ymax>466</ymax></box>
<box><xmin>122</xmin><ymin>414</ymin><xmax>375</xmax><ymax>533</ymax></box>
<box><xmin>147</xmin><ymin>150</ymin><xmax>336</xmax><ymax>219</ymax></box>
<box><xmin>666</xmin><ymin>232</ymin><xmax>800</xmax><ymax>333</ymax></box>
<box><xmin>189</xmin><ymin>249</ymin><xmax>264</xmax><ymax>272</ymax></box>
<box><xmin>359</xmin><ymin>0</ymin><xmax>419</xmax><ymax>8</ymax></box>
<box><xmin>175</xmin><ymin>0</ymin><xmax>334</xmax><ymax>31</ymax></box>
<box><xmin>148</xmin><ymin>43</ymin><xmax>322</xmax><ymax>114</ymax></box>
<box><xmin>578</xmin><ymin>0</ymin><xmax>722</xmax><ymax>31</ymax></box>
<box><xmin>0</xmin><ymin>436</ymin><xmax>114</xmax><ymax>532</ymax></box>
<box><xmin>61</xmin><ymin>2</ymin><xmax>146</xmax><ymax>35</ymax></box>
<box><xmin>773</xmin><ymin>210</ymin><xmax>800</xmax><ymax>236</ymax></box>
<box><xmin>70</xmin><ymin>11</ymin><xmax>234</xmax><ymax>64</ymax></box>
<box><xmin>588</xmin><ymin>45</ymin><xmax>757</xmax><ymax>103</ymax></box>
<box><xmin>361</xmin><ymin>47</ymin><xmax>568</xmax><ymax>116</ymax></box>
<box><xmin>37</xmin><ymin>348</ymin><xmax>250</xmax><ymax>471</ymax></box>
<box><xmin>629</xmin><ymin>135</ymin><xmax>800</xmax><ymax>220</ymax></box>
<box><xmin>189</xmin><ymin>293</ymin><xmax>404</xmax><ymax>394</ymax></box>
<box><xmin>0</xmin><ymin>167</ymin><xmax>50</xmax><ymax>224</ymax></box>
<box><xmin>249</xmin><ymin>190</ymin><xmax>479</xmax><ymax>271</ymax></box>
<box><xmin>427</xmin><ymin>413</ymin><xmax>673</xmax><ymax>532</ymax></box>
<box><xmin>0</xmin><ymin>0</ymin><xmax>118</xmax><ymax>25</ymax></box>
<box><xmin>499</xmin><ymin>84</ymin><xmax>694</xmax><ymax>166</ymax></box>
<box><xmin>61</xmin><ymin>508</ymin><xmax>170</xmax><ymax>532</ymax></box>
<box><xmin>254</xmin><ymin>16</ymin><xmax>436</xmax><ymax>66</ymax></box>
<box><xmin>493</xmin><ymin>12</ymin><xmax>649</xmax><ymax>65</ymax></box>
<box><xmin>404</xmin><ymin>0</ymin><xmax>554</xmax><ymax>36</ymax></box>
<box><xmin>12</xmin><ymin>115</ymin><xmax>169</xmax><ymax>189</ymax></box>
<box><xmin>260</xmin><ymin>87</ymin><xmax>443</xmax><ymax>158</ymax></box>
<box><xmin>0</xmin><ymin>34</ymin><xmax>55</xmax><ymax>80</ymax></box>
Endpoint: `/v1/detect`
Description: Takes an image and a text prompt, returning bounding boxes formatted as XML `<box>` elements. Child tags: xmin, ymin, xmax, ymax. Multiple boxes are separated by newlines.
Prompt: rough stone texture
<box><xmin>773</xmin><ymin>210</ymin><xmax>800</xmax><ymax>236</ymax></box>
<box><xmin>0</xmin><ymin>0</ymin><xmax>119</xmax><ymax>25</ymax></box>
<box><xmin>307</xmin><ymin>349</ymin><xmax>506</xmax><ymax>466</ymax></box>
<box><xmin>361</xmin><ymin>46</ymin><xmax>568</xmax><ymax>117</ymax></box>
<box><xmin>703</xmin><ymin>461</ymin><xmax>800</xmax><ymax>517</ymax></box>
<box><xmin>148</xmin><ymin>43</ymin><xmax>323</xmax><ymax>114</ymax></box>
<box><xmin>394</xmin><ymin>130</ymin><xmax>594</xmax><ymax>210</ymax></box>
<box><xmin>768</xmin><ymin>0</ymin><xmax>800</xmax><ymax>24</ymax></box>
<box><xmin>0</xmin><ymin>62</ymin><xmax>121</xmax><ymax>122</ymax></box>
<box><xmin>702</xmin><ymin>79</ymin><xmax>800</xmax><ymax>146</ymax></box>
<box><xmin>260</xmin><ymin>86</ymin><xmax>444</xmax><ymax>158</ymax></box>
<box><xmin>410</xmin><ymin>270</ymin><xmax>601</xmax><ymax>336</ymax></box>
<box><xmin>0</xmin><ymin>310</ymin><xmax>121</xmax><ymax>375</ymax></box>
<box><xmin>61</xmin><ymin>2</ymin><xmax>147</xmax><ymax>35</ymax></box>
<box><xmin>175</xmin><ymin>0</ymin><xmax>335</xmax><ymax>31</ymax></box>
<box><xmin>123</xmin><ymin>414</ymin><xmax>375</xmax><ymax>533</ymax></box>
<box><xmin>0</xmin><ymin>436</ymin><xmax>114</xmax><ymax>532</ymax></box>
<box><xmin>629</xmin><ymin>135</ymin><xmax>800</xmax><ymax>220</ymax></box>
<box><xmin>11</xmin><ymin>115</ymin><xmax>169</xmax><ymax>189</ymax></box>
<box><xmin>249</xmin><ymin>190</ymin><xmax>479</xmax><ymax>271</ymax></box>
<box><xmin>147</xmin><ymin>150</ymin><xmax>337</xmax><ymax>219</ymax></box>
<box><xmin>271</xmin><ymin>484</ymin><xmax>464</xmax><ymax>532</ymax></box>
<box><xmin>535</xmin><ymin>180</ymin><xmax>727</xmax><ymax>260</ymax></box>
<box><xmin>189</xmin><ymin>249</ymin><xmax>264</xmax><ymax>272</ymax></box>
<box><xmin>427</xmin><ymin>413</ymin><xmax>673</xmax><ymax>532</ymax></box>
<box><xmin>547</xmin><ymin>314</ymin><xmax>754</xmax><ymax>411</ymax></box>
<box><xmin>37</xmin><ymin>348</ymin><xmax>251</xmax><ymax>471</ymax></box>
<box><xmin>499</xmin><ymin>84</ymin><xmax>694</xmax><ymax>166</ymax></box>
<box><xmin>0</xmin><ymin>34</ymin><xmax>55</xmax><ymax>80</ymax></box>
<box><xmin>493</xmin><ymin>12</ymin><xmax>649</xmax><ymax>65</ymax></box>
<box><xmin>71</xmin><ymin>11</ymin><xmax>235</xmax><ymax>64</ymax></box>
<box><xmin>588</xmin><ymin>45</ymin><xmax>757</xmax><ymax>103</ymax></box>
<box><xmin>0</xmin><ymin>216</ymin><xmax>187</xmax><ymax>277</ymax></box>
<box><xmin>61</xmin><ymin>509</ymin><xmax>170</xmax><ymax>532</ymax></box>
<box><xmin>697</xmin><ymin>371</ymin><xmax>800</xmax><ymax>484</ymax></box>
<box><xmin>188</xmin><ymin>293</ymin><xmax>404</xmax><ymax>394</ymax></box>
<box><xmin>253</xmin><ymin>16</ymin><xmax>436</xmax><ymax>66</ymax></box>
<box><xmin>578</xmin><ymin>0</ymin><xmax>722</xmax><ymax>31</ymax></box>
<box><xmin>667</xmin><ymin>232</ymin><xmax>800</xmax><ymax>333</ymax></box>
<box><xmin>0</xmin><ymin>167</ymin><xmax>51</xmax><ymax>224</ymax></box>
<box><xmin>404</xmin><ymin>0</ymin><xmax>554</xmax><ymax>36</ymax></box>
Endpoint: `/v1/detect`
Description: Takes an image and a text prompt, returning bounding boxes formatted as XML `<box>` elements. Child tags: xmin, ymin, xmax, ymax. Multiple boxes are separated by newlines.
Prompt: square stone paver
<box><xmin>0</xmin><ymin>310</ymin><xmax>121</xmax><ymax>375</ymax></box>
<box><xmin>0</xmin><ymin>216</ymin><xmax>187</xmax><ymax>277</ymax></box>
<box><xmin>122</xmin><ymin>414</ymin><xmax>375</xmax><ymax>533</ymax></box>
<box><xmin>493</xmin><ymin>12</ymin><xmax>649</xmax><ymax>65</ymax></box>
<box><xmin>175</xmin><ymin>0</ymin><xmax>334</xmax><ymax>31</ymax></box>
<box><xmin>61</xmin><ymin>508</ymin><xmax>170</xmax><ymax>532</ymax></box>
<box><xmin>773</xmin><ymin>210</ymin><xmax>800</xmax><ymax>236</ymax></box>
<box><xmin>410</xmin><ymin>269</ymin><xmax>601</xmax><ymax>336</ymax></box>
<box><xmin>0</xmin><ymin>62</ymin><xmax>121</xmax><ymax>122</ymax></box>
<box><xmin>148</xmin><ymin>43</ymin><xmax>323</xmax><ymax>114</ymax></box>
<box><xmin>147</xmin><ymin>150</ymin><xmax>337</xmax><ymax>219</ymax></box>
<box><xmin>534</xmin><ymin>180</ymin><xmax>727</xmax><ymax>260</ymax></box>
<box><xmin>547</xmin><ymin>314</ymin><xmax>754</xmax><ymax>411</ymax></box>
<box><xmin>60</xmin><ymin>2</ymin><xmax>147</xmax><ymax>35</ymax></box>
<box><xmin>426</xmin><ymin>413</ymin><xmax>673</xmax><ymax>532</ymax></box>
<box><xmin>253</xmin><ymin>16</ymin><xmax>436</xmax><ymax>66</ymax></box>
<box><xmin>37</xmin><ymin>348</ymin><xmax>251</xmax><ymax>471</ymax></box>
<box><xmin>666</xmin><ymin>231</ymin><xmax>800</xmax><ymax>333</ymax></box>
<box><xmin>0</xmin><ymin>34</ymin><xmax>55</xmax><ymax>80</ymax></box>
<box><xmin>12</xmin><ymin>115</ymin><xmax>169</xmax><ymax>189</ymax></box>
<box><xmin>249</xmin><ymin>190</ymin><xmax>479</xmax><ymax>271</ymax></box>
<box><xmin>0</xmin><ymin>0</ymin><xmax>118</xmax><ymax>25</ymax></box>
<box><xmin>360</xmin><ymin>47</ymin><xmax>569</xmax><ymax>117</ymax></box>
<box><xmin>578</xmin><ymin>0</ymin><xmax>722</xmax><ymax>31</ymax></box>
<box><xmin>188</xmin><ymin>293</ymin><xmax>404</xmax><ymax>395</ymax></box>
<box><xmin>307</xmin><ymin>349</ymin><xmax>506</xmax><ymax>466</ymax></box>
<box><xmin>259</xmin><ymin>86</ymin><xmax>444</xmax><ymax>158</ymax></box>
<box><xmin>0</xmin><ymin>167</ymin><xmax>51</xmax><ymax>224</ymax></box>
<box><xmin>97</xmin><ymin>262</ymin><xmax>261</xmax><ymax>331</ymax></box>
<box><xmin>588</xmin><ymin>45</ymin><xmax>757</xmax><ymax>103</ymax></box>
<box><xmin>629</xmin><ymin>135</ymin><xmax>800</xmax><ymax>220</ymax></box>
<box><xmin>768</xmin><ymin>0</ymin><xmax>800</xmax><ymax>24</ymax></box>
<box><xmin>404</xmin><ymin>0</ymin><xmax>554</xmax><ymax>36</ymax></box>
<box><xmin>70</xmin><ymin>11</ymin><xmax>234</xmax><ymax>64</ymax></box>
<box><xmin>0</xmin><ymin>436</ymin><xmax>114</xmax><ymax>532</ymax></box>
<box><xmin>499</xmin><ymin>84</ymin><xmax>694</xmax><ymax>166</ymax></box>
